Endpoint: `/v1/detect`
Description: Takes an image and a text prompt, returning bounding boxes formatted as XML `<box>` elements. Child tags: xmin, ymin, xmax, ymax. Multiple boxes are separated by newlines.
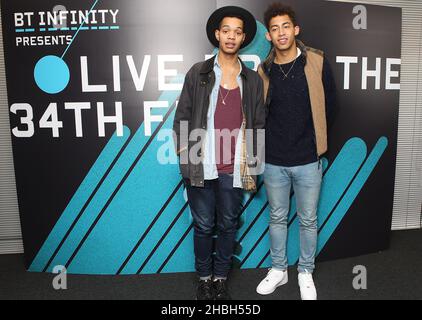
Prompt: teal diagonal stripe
<box><xmin>317</xmin><ymin>137</ymin><xmax>388</xmax><ymax>254</ymax></box>
<box><xmin>29</xmin><ymin>129</ymin><xmax>130</xmax><ymax>272</ymax></box>
<box><xmin>41</xmin><ymin>76</ymin><xmax>184</xmax><ymax>273</ymax></box>
<box><xmin>65</xmin><ymin>80</ymin><xmax>184</xmax><ymax>274</ymax></box>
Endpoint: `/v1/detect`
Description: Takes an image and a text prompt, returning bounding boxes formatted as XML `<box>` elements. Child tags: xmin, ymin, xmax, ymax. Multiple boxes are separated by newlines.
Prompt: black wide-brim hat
<box><xmin>206</xmin><ymin>6</ymin><xmax>257</xmax><ymax>49</ymax></box>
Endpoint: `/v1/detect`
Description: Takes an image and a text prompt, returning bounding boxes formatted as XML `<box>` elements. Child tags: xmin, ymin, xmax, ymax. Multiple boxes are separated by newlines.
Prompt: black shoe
<box><xmin>214</xmin><ymin>279</ymin><xmax>232</xmax><ymax>300</ymax></box>
<box><xmin>196</xmin><ymin>279</ymin><xmax>215</xmax><ymax>300</ymax></box>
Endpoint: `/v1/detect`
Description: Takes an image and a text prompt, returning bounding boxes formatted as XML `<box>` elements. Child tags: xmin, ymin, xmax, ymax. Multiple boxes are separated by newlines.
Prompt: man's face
<box><xmin>215</xmin><ymin>17</ymin><xmax>246</xmax><ymax>55</ymax></box>
<box><xmin>266</xmin><ymin>15</ymin><xmax>300</xmax><ymax>52</ymax></box>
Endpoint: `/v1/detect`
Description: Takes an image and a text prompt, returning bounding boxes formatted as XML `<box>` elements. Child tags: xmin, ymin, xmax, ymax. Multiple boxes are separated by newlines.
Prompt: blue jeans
<box><xmin>264</xmin><ymin>161</ymin><xmax>322</xmax><ymax>274</ymax></box>
<box><xmin>185</xmin><ymin>174</ymin><xmax>242</xmax><ymax>278</ymax></box>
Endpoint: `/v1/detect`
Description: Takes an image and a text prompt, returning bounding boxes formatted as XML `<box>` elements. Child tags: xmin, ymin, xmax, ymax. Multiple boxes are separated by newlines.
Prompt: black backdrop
<box><xmin>1</xmin><ymin>0</ymin><xmax>401</xmax><ymax>274</ymax></box>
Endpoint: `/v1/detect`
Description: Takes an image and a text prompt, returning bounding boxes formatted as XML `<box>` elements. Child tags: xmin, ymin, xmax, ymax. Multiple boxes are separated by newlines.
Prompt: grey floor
<box><xmin>0</xmin><ymin>229</ymin><xmax>421</xmax><ymax>300</ymax></box>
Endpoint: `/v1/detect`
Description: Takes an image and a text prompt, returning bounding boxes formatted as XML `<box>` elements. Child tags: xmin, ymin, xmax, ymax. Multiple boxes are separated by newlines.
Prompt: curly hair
<box><xmin>264</xmin><ymin>3</ymin><xmax>297</xmax><ymax>30</ymax></box>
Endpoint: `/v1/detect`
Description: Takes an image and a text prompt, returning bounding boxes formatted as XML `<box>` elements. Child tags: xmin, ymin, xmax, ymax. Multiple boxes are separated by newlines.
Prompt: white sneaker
<box><xmin>256</xmin><ymin>268</ymin><xmax>288</xmax><ymax>295</ymax></box>
<box><xmin>298</xmin><ymin>271</ymin><xmax>317</xmax><ymax>300</ymax></box>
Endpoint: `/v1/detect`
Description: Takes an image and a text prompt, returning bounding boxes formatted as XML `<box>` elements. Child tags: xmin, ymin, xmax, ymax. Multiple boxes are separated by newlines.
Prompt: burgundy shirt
<box><xmin>214</xmin><ymin>86</ymin><xmax>243</xmax><ymax>174</ymax></box>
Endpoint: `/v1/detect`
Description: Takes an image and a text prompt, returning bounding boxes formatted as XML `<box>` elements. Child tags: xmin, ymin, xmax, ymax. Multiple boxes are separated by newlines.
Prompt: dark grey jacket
<box><xmin>173</xmin><ymin>55</ymin><xmax>266</xmax><ymax>188</ymax></box>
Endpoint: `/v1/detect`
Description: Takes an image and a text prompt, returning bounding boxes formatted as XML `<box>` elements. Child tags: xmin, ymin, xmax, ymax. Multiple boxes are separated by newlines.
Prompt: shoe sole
<box><xmin>299</xmin><ymin>291</ymin><xmax>317</xmax><ymax>301</ymax></box>
<box><xmin>256</xmin><ymin>276</ymin><xmax>288</xmax><ymax>295</ymax></box>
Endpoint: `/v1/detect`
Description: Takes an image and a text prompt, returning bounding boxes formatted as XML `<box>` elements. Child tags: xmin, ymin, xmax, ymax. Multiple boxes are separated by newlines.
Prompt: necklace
<box><xmin>219</xmin><ymin>62</ymin><xmax>239</xmax><ymax>105</ymax></box>
<box><xmin>219</xmin><ymin>86</ymin><xmax>231</xmax><ymax>105</ymax></box>
<box><xmin>278</xmin><ymin>57</ymin><xmax>297</xmax><ymax>80</ymax></box>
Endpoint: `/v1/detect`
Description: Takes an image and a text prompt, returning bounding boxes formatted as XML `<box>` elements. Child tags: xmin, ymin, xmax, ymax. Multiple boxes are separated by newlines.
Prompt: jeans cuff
<box><xmin>272</xmin><ymin>266</ymin><xmax>287</xmax><ymax>272</ymax></box>
<box><xmin>298</xmin><ymin>267</ymin><xmax>314</xmax><ymax>274</ymax></box>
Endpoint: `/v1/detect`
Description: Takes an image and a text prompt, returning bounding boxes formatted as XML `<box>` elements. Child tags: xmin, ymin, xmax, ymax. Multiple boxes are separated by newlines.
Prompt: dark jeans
<box><xmin>185</xmin><ymin>174</ymin><xmax>243</xmax><ymax>278</ymax></box>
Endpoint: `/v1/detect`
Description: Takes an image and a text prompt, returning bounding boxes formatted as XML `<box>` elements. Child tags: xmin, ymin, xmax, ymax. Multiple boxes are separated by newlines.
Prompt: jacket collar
<box><xmin>200</xmin><ymin>53</ymin><xmax>249</xmax><ymax>79</ymax></box>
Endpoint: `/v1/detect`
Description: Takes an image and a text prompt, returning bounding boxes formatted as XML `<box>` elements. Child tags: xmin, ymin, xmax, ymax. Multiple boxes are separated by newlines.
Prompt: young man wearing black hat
<box><xmin>173</xmin><ymin>6</ymin><xmax>265</xmax><ymax>300</ymax></box>
<box><xmin>256</xmin><ymin>3</ymin><xmax>337</xmax><ymax>300</ymax></box>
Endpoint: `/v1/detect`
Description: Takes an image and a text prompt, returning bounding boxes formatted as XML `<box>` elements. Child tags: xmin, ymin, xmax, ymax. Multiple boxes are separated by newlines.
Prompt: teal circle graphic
<box><xmin>34</xmin><ymin>55</ymin><xmax>70</xmax><ymax>94</ymax></box>
<box><xmin>240</xmin><ymin>20</ymin><xmax>272</xmax><ymax>62</ymax></box>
